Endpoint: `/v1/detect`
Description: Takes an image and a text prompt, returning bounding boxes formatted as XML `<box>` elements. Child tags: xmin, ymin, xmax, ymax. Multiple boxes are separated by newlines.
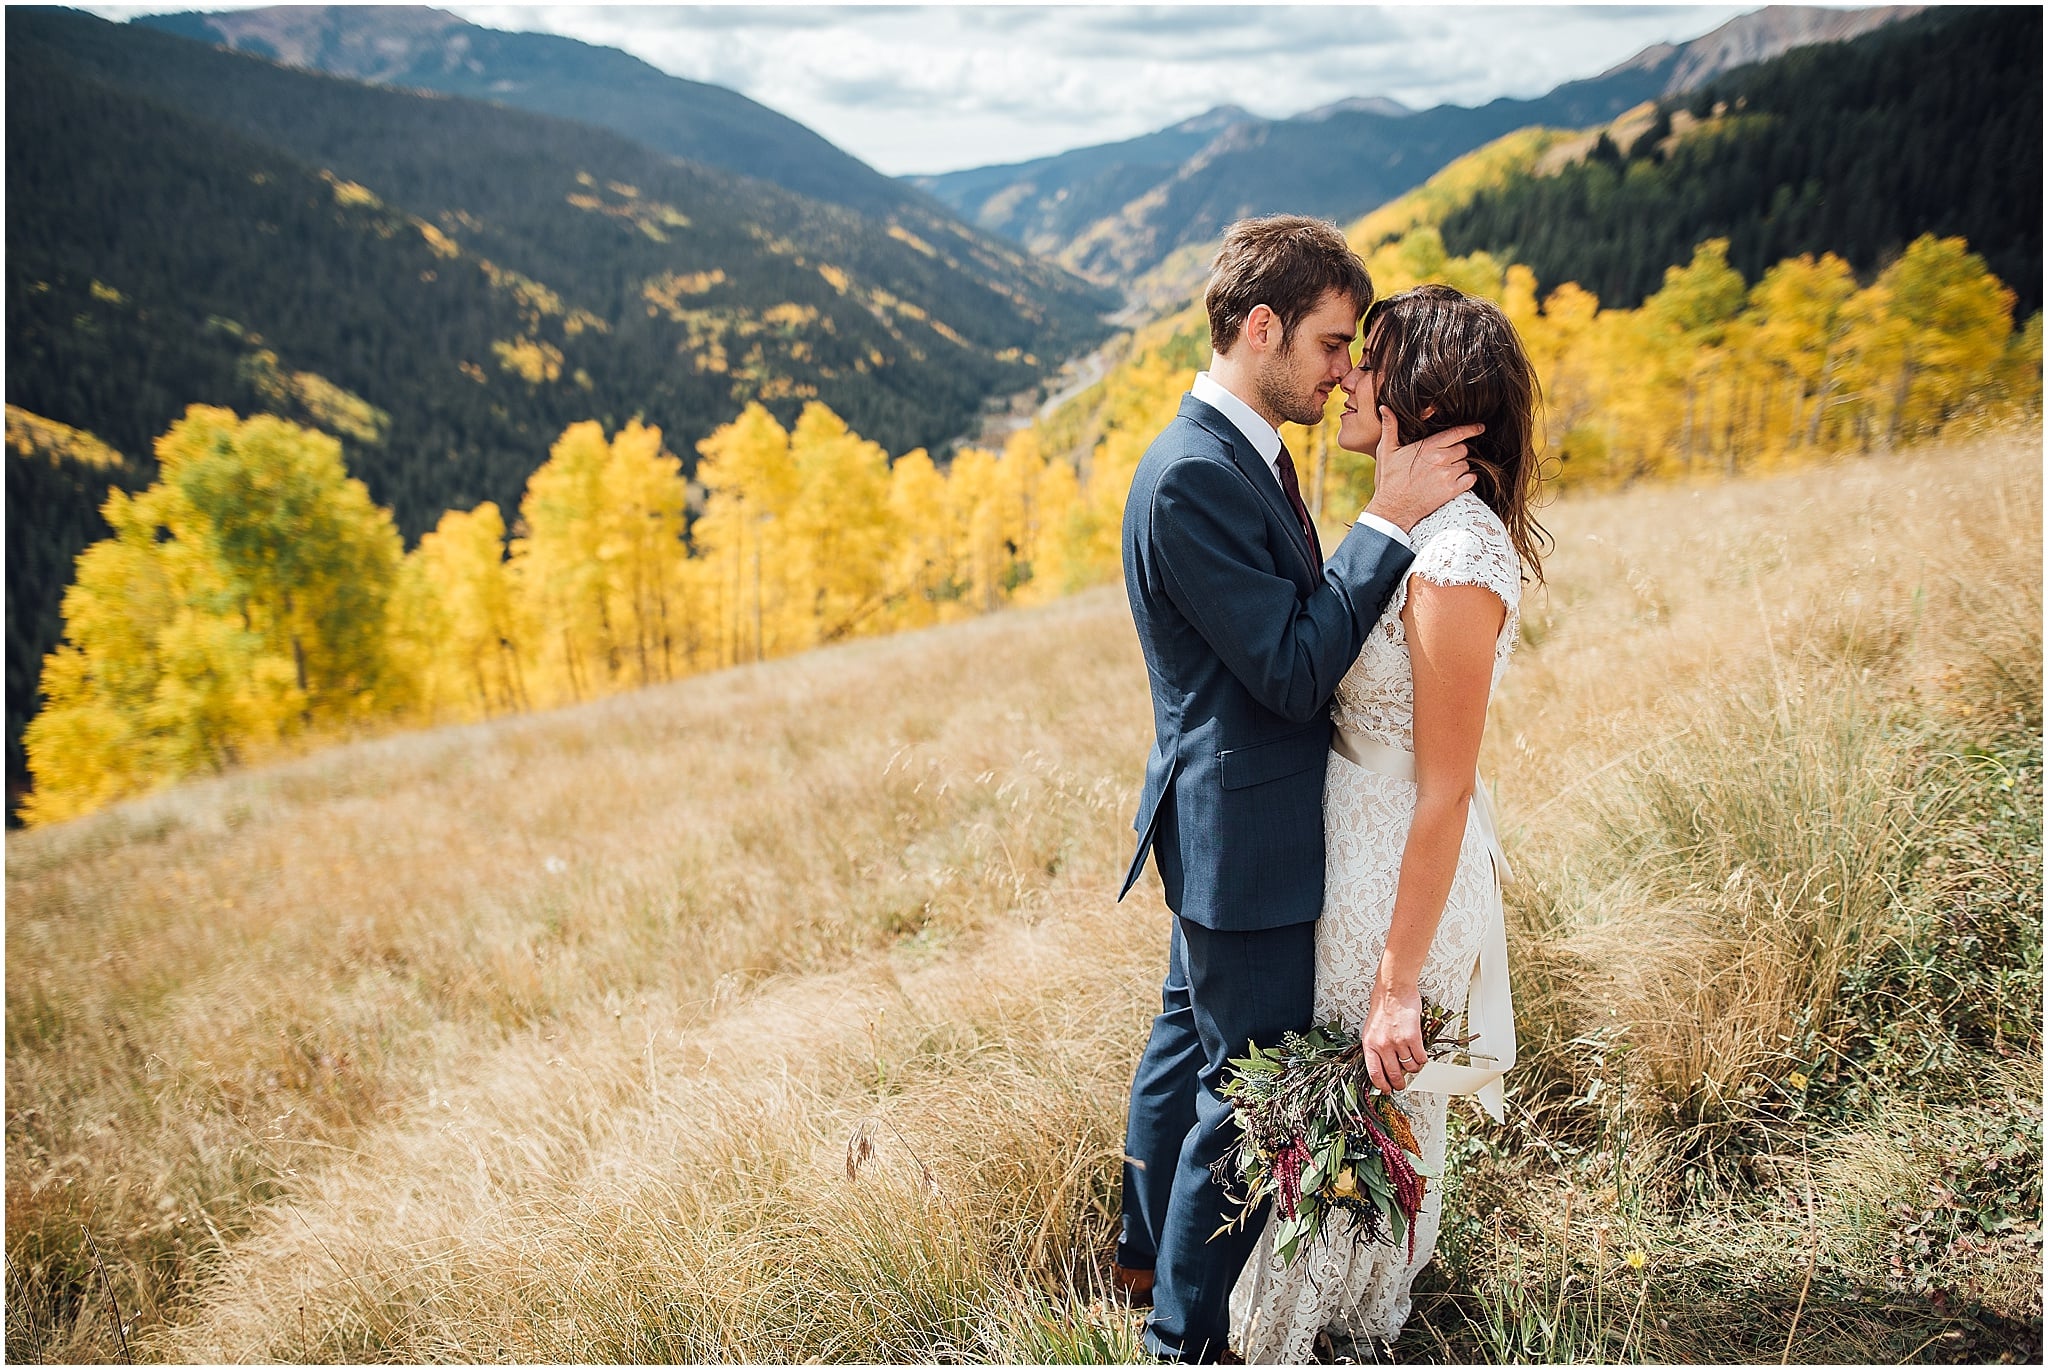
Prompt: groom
<box><xmin>1114</xmin><ymin>215</ymin><xmax>1478</xmax><ymax>1362</ymax></box>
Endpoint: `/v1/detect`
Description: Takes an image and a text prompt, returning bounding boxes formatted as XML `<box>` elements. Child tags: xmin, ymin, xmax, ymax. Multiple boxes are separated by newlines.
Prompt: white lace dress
<box><xmin>1230</xmin><ymin>492</ymin><xmax>1522</xmax><ymax>1362</ymax></box>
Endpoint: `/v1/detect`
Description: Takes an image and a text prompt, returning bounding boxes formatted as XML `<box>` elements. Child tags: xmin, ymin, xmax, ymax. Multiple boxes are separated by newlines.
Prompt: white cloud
<box><xmin>441</xmin><ymin>4</ymin><xmax>1757</xmax><ymax>174</ymax></box>
<box><xmin>96</xmin><ymin>3</ymin><xmax>1813</xmax><ymax>175</ymax></box>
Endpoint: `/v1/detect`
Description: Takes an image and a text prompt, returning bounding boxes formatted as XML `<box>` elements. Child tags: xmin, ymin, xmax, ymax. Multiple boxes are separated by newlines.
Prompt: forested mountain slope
<box><xmin>6</xmin><ymin>7</ymin><xmax>1113</xmax><ymax>800</ymax></box>
<box><xmin>914</xmin><ymin>5</ymin><xmax>1912</xmax><ymax>287</ymax></box>
<box><xmin>138</xmin><ymin>5</ymin><xmax>928</xmax><ymax>222</ymax></box>
<box><xmin>1438</xmin><ymin>5</ymin><xmax>2042</xmax><ymax>313</ymax></box>
<box><xmin>10</xmin><ymin>10</ymin><xmax>1111</xmax><ymax>479</ymax></box>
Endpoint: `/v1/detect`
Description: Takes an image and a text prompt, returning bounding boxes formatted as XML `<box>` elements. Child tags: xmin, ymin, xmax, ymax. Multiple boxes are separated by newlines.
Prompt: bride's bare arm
<box><xmin>1360</xmin><ymin>578</ymin><xmax>1505</xmax><ymax>1095</ymax></box>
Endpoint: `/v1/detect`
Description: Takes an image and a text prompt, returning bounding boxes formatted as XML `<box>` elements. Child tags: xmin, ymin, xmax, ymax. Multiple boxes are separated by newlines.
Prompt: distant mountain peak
<box><xmin>1166</xmin><ymin>105</ymin><xmax>1256</xmax><ymax>135</ymax></box>
<box><xmin>1597</xmin><ymin>4</ymin><xmax>1923</xmax><ymax>95</ymax></box>
<box><xmin>1292</xmin><ymin>95</ymin><xmax>1413</xmax><ymax>122</ymax></box>
<box><xmin>1600</xmin><ymin>40</ymin><xmax>1681</xmax><ymax>78</ymax></box>
<box><xmin>158</xmin><ymin>5</ymin><xmax>474</xmax><ymax>81</ymax></box>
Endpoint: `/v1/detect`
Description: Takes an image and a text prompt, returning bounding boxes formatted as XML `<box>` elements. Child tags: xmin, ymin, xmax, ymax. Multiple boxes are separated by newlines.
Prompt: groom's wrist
<box><xmin>1355</xmin><ymin>508</ymin><xmax>1412</xmax><ymax>548</ymax></box>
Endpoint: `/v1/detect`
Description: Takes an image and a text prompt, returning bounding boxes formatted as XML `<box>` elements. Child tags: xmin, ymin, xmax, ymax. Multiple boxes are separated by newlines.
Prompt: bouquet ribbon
<box><xmin>1331</xmin><ymin>726</ymin><xmax>1517</xmax><ymax>1123</ymax></box>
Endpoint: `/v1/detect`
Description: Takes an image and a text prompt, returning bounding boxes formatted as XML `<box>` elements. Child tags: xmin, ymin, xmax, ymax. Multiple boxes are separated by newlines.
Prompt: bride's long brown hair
<box><xmin>1361</xmin><ymin>284</ymin><xmax>1550</xmax><ymax>585</ymax></box>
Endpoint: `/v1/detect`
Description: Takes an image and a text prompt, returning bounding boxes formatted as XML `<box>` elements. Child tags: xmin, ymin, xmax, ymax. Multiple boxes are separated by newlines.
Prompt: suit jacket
<box><xmin>1118</xmin><ymin>394</ymin><xmax>1414</xmax><ymax>930</ymax></box>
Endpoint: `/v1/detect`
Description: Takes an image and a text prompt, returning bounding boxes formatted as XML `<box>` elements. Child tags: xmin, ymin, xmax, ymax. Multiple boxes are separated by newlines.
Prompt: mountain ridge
<box><xmin>914</xmin><ymin>4</ymin><xmax>1918</xmax><ymax>288</ymax></box>
<box><xmin>138</xmin><ymin>4</ymin><xmax>930</xmax><ymax>221</ymax></box>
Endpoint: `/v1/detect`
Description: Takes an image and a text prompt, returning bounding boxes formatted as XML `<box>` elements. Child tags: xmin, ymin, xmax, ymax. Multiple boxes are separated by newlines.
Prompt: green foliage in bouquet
<box><xmin>1212</xmin><ymin>1009</ymin><xmax>1465</xmax><ymax>1268</ymax></box>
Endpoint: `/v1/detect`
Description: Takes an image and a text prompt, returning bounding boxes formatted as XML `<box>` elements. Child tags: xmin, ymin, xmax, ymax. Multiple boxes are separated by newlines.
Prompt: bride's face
<box><xmin>1335</xmin><ymin>328</ymin><xmax>1383</xmax><ymax>453</ymax></box>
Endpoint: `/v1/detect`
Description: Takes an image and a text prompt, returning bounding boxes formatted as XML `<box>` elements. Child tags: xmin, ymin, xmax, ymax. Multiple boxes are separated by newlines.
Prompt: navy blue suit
<box><xmin>1118</xmin><ymin>394</ymin><xmax>1413</xmax><ymax>1361</ymax></box>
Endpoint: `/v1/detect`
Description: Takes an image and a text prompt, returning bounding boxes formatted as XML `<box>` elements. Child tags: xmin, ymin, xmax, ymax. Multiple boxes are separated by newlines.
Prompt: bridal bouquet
<box><xmin>1210</xmin><ymin>1007</ymin><xmax>1464</xmax><ymax>1267</ymax></box>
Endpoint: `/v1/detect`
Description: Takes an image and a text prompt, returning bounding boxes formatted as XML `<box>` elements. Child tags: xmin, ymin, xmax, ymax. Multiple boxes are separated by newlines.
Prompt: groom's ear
<box><xmin>1241</xmin><ymin>303</ymin><xmax>1280</xmax><ymax>354</ymax></box>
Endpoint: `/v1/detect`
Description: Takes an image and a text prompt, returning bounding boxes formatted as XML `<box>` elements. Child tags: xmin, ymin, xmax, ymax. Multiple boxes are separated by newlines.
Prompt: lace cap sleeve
<box><xmin>1403</xmin><ymin>495</ymin><xmax>1521</xmax><ymax>616</ymax></box>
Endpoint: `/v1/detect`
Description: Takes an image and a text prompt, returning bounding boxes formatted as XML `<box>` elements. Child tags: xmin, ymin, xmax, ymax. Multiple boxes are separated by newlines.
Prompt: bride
<box><xmin>1229</xmin><ymin>283</ymin><xmax>1548</xmax><ymax>1361</ymax></box>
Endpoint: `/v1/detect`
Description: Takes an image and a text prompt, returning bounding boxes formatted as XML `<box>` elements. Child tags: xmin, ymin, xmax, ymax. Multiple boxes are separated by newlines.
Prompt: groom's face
<box><xmin>1254</xmin><ymin>288</ymin><xmax>1365</xmax><ymax>429</ymax></box>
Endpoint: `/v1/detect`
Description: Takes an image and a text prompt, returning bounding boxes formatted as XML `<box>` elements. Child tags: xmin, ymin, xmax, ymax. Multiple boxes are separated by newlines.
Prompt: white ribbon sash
<box><xmin>1330</xmin><ymin>727</ymin><xmax>1517</xmax><ymax>1123</ymax></box>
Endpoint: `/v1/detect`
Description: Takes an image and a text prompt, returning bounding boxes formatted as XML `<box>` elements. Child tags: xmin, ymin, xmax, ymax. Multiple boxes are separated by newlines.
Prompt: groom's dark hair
<box><xmin>1206</xmin><ymin>216</ymin><xmax>1373</xmax><ymax>356</ymax></box>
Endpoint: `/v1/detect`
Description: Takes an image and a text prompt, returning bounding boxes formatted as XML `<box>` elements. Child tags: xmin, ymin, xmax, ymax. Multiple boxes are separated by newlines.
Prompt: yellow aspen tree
<box><xmin>886</xmin><ymin>447</ymin><xmax>959</xmax><ymax>627</ymax></box>
<box><xmin>786</xmin><ymin>402</ymin><xmax>897</xmax><ymax>646</ymax></box>
<box><xmin>997</xmin><ymin>429</ymin><xmax>1054</xmax><ymax>605</ymax></box>
<box><xmin>1640</xmin><ymin>239</ymin><xmax>1747</xmax><ymax>475</ymax></box>
<box><xmin>1365</xmin><ymin>226</ymin><xmax>1452</xmax><ymax>297</ymax></box>
<box><xmin>597</xmin><ymin>420</ymin><xmax>690</xmax><ymax>686</ymax></box>
<box><xmin>514</xmin><ymin>419</ymin><xmax>693</xmax><ymax>699</ymax></box>
<box><xmin>1363</xmin><ymin>227</ymin><xmax>1505</xmax><ymax>301</ymax></box>
<box><xmin>24</xmin><ymin>482</ymin><xmax>277</xmax><ymax>822</ymax></box>
<box><xmin>1838</xmin><ymin>235</ymin><xmax>2016</xmax><ymax>446</ymax></box>
<box><xmin>386</xmin><ymin>538</ymin><xmax>455</xmax><ymax>720</ymax></box>
<box><xmin>1014</xmin><ymin>448</ymin><xmax>1082</xmax><ymax>606</ymax></box>
<box><xmin>1076</xmin><ymin>423</ymin><xmax>1148</xmax><ymax>583</ymax></box>
<box><xmin>1736</xmin><ymin>253</ymin><xmax>1858</xmax><ymax>461</ymax></box>
<box><xmin>22</xmin><ymin>405</ymin><xmax>397</xmax><ymax>823</ymax></box>
<box><xmin>1994</xmin><ymin>312</ymin><xmax>2044</xmax><ymax>420</ymax></box>
<box><xmin>1831</xmin><ymin>280</ymin><xmax>1900</xmax><ymax>450</ymax></box>
<box><xmin>1499</xmin><ymin>261</ymin><xmax>1541</xmax><ymax>338</ymax></box>
<box><xmin>392</xmin><ymin>501</ymin><xmax>525</xmax><ymax>720</ymax></box>
<box><xmin>692</xmin><ymin>403</ymin><xmax>796</xmax><ymax>666</ymax></box>
<box><xmin>668</xmin><ymin>552</ymin><xmax>720</xmax><ymax>675</ymax></box>
<box><xmin>163</xmin><ymin>406</ymin><xmax>404</xmax><ymax>725</ymax></box>
<box><xmin>1504</xmin><ymin>270</ymin><xmax>1594</xmax><ymax>485</ymax></box>
<box><xmin>1440</xmin><ymin>248</ymin><xmax>1507</xmax><ymax>303</ymax></box>
<box><xmin>512</xmin><ymin>421</ymin><xmax>615</xmax><ymax>702</ymax></box>
<box><xmin>946</xmin><ymin>445</ymin><xmax>1009</xmax><ymax>614</ymax></box>
<box><xmin>1574</xmin><ymin>306</ymin><xmax>1666</xmax><ymax>484</ymax></box>
<box><xmin>1527</xmin><ymin>280</ymin><xmax>1604</xmax><ymax>474</ymax></box>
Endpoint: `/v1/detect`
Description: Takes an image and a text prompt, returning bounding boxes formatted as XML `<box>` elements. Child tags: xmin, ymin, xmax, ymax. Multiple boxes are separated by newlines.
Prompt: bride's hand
<box><xmin>1362</xmin><ymin>980</ymin><xmax>1426</xmax><ymax>1093</ymax></box>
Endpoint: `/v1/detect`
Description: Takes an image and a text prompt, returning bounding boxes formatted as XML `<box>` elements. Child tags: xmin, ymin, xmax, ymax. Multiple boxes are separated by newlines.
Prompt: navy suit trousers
<box><xmin>1119</xmin><ymin>813</ymin><xmax>1317</xmax><ymax>1361</ymax></box>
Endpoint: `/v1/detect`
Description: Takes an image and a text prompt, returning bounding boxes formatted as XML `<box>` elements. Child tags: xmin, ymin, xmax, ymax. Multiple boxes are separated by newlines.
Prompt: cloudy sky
<box><xmin>92</xmin><ymin>4</ymin><xmax>1784</xmax><ymax>176</ymax></box>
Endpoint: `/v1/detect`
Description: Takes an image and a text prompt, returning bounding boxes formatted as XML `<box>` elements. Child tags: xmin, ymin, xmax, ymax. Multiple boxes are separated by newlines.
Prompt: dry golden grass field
<box><xmin>7</xmin><ymin>429</ymin><xmax>2041</xmax><ymax>1363</ymax></box>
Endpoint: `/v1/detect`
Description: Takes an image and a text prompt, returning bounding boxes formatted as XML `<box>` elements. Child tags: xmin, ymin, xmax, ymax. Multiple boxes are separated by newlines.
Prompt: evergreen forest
<box><xmin>1438</xmin><ymin>6</ymin><xmax>2043</xmax><ymax>314</ymax></box>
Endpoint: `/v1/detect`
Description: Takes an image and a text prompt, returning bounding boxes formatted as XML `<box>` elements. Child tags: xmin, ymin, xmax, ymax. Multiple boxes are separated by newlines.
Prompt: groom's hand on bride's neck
<box><xmin>1364</xmin><ymin>406</ymin><xmax>1481</xmax><ymax>533</ymax></box>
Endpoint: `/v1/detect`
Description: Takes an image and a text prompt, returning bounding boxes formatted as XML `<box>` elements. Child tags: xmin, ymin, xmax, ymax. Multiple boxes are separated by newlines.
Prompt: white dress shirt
<box><xmin>1189</xmin><ymin>371</ymin><xmax>1410</xmax><ymax>549</ymax></box>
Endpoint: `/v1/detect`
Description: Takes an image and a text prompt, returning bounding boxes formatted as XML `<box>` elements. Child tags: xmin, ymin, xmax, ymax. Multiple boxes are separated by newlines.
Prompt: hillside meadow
<box><xmin>7</xmin><ymin>428</ymin><xmax>2041</xmax><ymax>1362</ymax></box>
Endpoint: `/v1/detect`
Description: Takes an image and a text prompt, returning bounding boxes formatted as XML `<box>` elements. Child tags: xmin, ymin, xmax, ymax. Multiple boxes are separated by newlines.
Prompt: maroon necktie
<box><xmin>1272</xmin><ymin>444</ymin><xmax>1323</xmax><ymax>568</ymax></box>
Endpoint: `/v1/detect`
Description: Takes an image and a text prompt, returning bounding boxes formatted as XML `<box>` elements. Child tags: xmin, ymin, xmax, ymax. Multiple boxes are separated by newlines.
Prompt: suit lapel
<box><xmin>1178</xmin><ymin>395</ymin><xmax>1317</xmax><ymax>579</ymax></box>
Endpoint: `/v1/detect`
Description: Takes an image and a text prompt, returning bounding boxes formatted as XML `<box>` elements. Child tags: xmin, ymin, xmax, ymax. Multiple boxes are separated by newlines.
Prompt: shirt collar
<box><xmin>1191</xmin><ymin>370</ymin><xmax>1282</xmax><ymax>471</ymax></box>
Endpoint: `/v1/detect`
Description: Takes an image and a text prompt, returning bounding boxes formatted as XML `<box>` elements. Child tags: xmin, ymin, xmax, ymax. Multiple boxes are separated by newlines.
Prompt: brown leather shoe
<box><xmin>1109</xmin><ymin>1261</ymin><xmax>1155</xmax><ymax>1306</ymax></box>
